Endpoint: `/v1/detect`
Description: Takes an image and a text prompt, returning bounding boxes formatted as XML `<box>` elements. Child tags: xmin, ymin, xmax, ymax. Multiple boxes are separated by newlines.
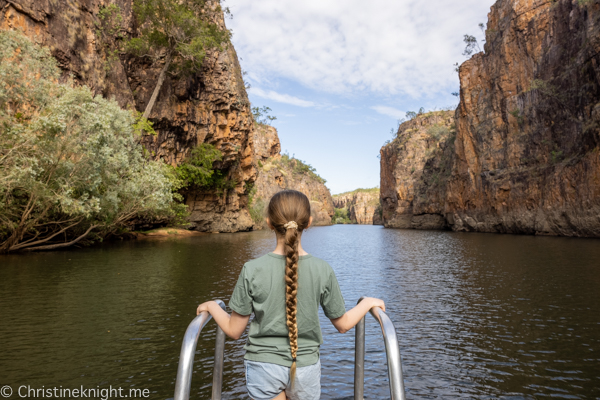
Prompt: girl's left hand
<box><xmin>196</xmin><ymin>301</ymin><xmax>213</xmax><ymax>315</ymax></box>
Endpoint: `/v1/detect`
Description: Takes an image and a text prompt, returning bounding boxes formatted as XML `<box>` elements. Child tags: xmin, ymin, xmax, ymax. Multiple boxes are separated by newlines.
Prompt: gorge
<box><xmin>2</xmin><ymin>0</ymin><xmax>600</xmax><ymax>239</ymax></box>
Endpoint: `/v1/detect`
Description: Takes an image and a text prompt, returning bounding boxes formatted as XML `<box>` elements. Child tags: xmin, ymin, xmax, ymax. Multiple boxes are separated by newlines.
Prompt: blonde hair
<box><xmin>267</xmin><ymin>190</ymin><xmax>311</xmax><ymax>386</ymax></box>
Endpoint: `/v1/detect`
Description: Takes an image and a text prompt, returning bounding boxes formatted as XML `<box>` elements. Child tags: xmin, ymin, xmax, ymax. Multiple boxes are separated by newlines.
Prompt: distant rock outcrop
<box><xmin>380</xmin><ymin>0</ymin><xmax>600</xmax><ymax>237</ymax></box>
<box><xmin>250</xmin><ymin>125</ymin><xmax>334</xmax><ymax>228</ymax></box>
<box><xmin>333</xmin><ymin>189</ymin><xmax>383</xmax><ymax>225</ymax></box>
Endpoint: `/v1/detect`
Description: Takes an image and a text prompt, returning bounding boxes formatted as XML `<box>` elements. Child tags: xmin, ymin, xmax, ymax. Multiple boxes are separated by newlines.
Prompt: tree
<box><xmin>406</xmin><ymin>111</ymin><xmax>417</xmax><ymax>120</ymax></box>
<box><xmin>252</xmin><ymin>106</ymin><xmax>277</xmax><ymax>125</ymax></box>
<box><xmin>0</xmin><ymin>30</ymin><xmax>179</xmax><ymax>253</ymax></box>
<box><xmin>462</xmin><ymin>23</ymin><xmax>485</xmax><ymax>56</ymax></box>
<box><xmin>128</xmin><ymin>0</ymin><xmax>231</xmax><ymax>120</ymax></box>
<box><xmin>462</xmin><ymin>34</ymin><xmax>481</xmax><ymax>56</ymax></box>
<box><xmin>174</xmin><ymin>143</ymin><xmax>223</xmax><ymax>189</ymax></box>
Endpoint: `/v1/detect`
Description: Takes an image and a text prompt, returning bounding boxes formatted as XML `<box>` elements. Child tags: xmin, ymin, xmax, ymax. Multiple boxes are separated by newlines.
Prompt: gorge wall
<box><xmin>381</xmin><ymin>0</ymin><xmax>600</xmax><ymax>237</ymax></box>
<box><xmin>332</xmin><ymin>189</ymin><xmax>383</xmax><ymax>225</ymax></box>
<box><xmin>250</xmin><ymin>124</ymin><xmax>334</xmax><ymax>228</ymax></box>
<box><xmin>1</xmin><ymin>0</ymin><xmax>256</xmax><ymax>232</ymax></box>
<box><xmin>380</xmin><ymin>111</ymin><xmax>455</xmax><ymax>230</ymax></box>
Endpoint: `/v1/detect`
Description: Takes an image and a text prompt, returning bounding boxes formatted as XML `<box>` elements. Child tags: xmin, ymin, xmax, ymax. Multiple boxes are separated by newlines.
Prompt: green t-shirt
<box><xmin>228</xmin><ymin>252</ymin><xmax>346</xmax><ymax>367</ymax></box>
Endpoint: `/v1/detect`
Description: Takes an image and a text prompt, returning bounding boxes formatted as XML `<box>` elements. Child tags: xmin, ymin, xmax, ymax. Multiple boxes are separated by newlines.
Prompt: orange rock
<box><xmin>380</xmin><ymin>0</ymin><xmax>600</xmax><ymax>237</ymax></box>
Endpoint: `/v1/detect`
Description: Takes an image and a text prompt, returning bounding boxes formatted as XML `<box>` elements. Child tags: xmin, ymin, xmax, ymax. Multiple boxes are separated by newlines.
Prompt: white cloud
<box><xmin>251</xmin><ymin>88</ymin><xmax>316</xmax><ymax>107</ymax></box>
<box><xmin>226</xmin><ymin>0</ymin><xmax>494</xmax><ymax>98</ymax></box>
<box><xmin>371</xmin><ymin>105</ymin><xmax>406</xmax><ymax>119</ymax></box>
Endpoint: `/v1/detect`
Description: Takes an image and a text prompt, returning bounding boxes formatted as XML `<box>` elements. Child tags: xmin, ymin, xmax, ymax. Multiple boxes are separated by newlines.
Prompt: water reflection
<box><xmin>0</xmin><ymin>227</ymin><xmax>599</xmax><ymax>399</ymax></box>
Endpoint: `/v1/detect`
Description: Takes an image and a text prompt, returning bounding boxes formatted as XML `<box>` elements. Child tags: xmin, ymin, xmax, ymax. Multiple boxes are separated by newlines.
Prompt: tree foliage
<box><xmin>127</xmin><ymin>0</ymin><xmax>231</xmax><ymax>120</ymax></box>
<box><xmin>0</xmin><ymin>30</ymin><xmax>180</xmax><ymax>252</ymax></box>
<box><xmin>252</xmin><ymin>106</ymin><xmax>277</xmax><ymax>125</ymax></box>
<box><xmin>278</xmin><ymin>152</ymin><xmax>326</xmax><ymax>184</ymax></box>
<box><xmin>129</xmin><ymin>0</ymin><xmax>229</xmax><ymax>71</ymax></box>
<box><xmin>332</xmin><ymin>208</ymin><xmax>351</xmax><ymax>224</ymax></box>
<box><xmin>173</xmin><ymin>143</ymin><xmax>223</xmax><ymax>189</ymax></box>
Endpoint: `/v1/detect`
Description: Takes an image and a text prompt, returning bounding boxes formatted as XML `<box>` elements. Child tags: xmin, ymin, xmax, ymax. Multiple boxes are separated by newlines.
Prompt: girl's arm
<box><xmin>330</xmin><ymin>297</ymin><xmax>385</xmax><ymax>334</ymax></box>
<box><xmin>197</xmin><ymin>301</ymin><xmax>251</xmax><ymax>340</ymax></box>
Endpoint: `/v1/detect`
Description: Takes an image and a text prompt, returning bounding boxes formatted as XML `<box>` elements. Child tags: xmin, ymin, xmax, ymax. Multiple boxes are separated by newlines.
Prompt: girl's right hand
<box><xmin>364</xmin><ymin>297</ymin><xmax>386</xmax><ymax>312</ymax></box>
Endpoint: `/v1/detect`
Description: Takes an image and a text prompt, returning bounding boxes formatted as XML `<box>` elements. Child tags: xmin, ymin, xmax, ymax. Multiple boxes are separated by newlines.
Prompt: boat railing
<box><xmin>173</xmin><ymin>300</ymin><xmax>227</xmax><ymax>400</ymax></box>
<box><xmin>173</xmin><ymin>298</ymin><xmax>406</xmax><ymax>400</ymax></box>
<box><xmin>354</xmin><ymin>297</ymin><xmax>406</xmax><ymax>400</ymax></box>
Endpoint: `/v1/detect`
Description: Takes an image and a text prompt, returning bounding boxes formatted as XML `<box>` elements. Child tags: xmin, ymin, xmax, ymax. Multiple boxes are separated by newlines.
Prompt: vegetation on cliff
<box><xmin>96</xmin><ymin>0</ymin><xmax>232</xmax><ymax>121</ymax></box>
<box><xmin>172</xmin><ymin>143</ymin><xmax>237</xmax><ymax>194</ymax></box>
<box><xmin>0</xmin><ymin>30</ymin><xmax>183</xmax><ymax>252</ymax></box>
<box><xmin>332</xmin><ymin>208</ymin><xmax>352</xmax><ymax>224</ymax></box>
<box><xmin>276</xmin><ymin>153</ymin><xmax>327</xmax><ymax>184</ymax></box>
<box><xmin>332</xmin><ymin>187</ymin><xmax>382</xmax><ymax>225</ymax></box>
<box><xmin>249</xmin><ymin>125</ymin><xmax>333</xmax><ymax>228</ymax></box>
<box><xmin>251</xmin><ymin>106</ymin><xmax>277</xmax><ymax>126</ymax></box>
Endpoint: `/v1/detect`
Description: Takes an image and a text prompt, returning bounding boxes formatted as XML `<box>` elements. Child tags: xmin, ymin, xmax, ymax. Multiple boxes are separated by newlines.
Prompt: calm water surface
<box><xmin>1</xmin><ymin>226</ymin><xmax>599</xmax><ymax>399</ymax></box>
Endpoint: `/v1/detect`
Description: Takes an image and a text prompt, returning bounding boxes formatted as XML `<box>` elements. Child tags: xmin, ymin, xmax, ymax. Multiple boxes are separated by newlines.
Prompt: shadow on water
<box><xmin>1</xmin><ymin>226</ymin><xmax>599</xmax><ymax>399</ymax></box>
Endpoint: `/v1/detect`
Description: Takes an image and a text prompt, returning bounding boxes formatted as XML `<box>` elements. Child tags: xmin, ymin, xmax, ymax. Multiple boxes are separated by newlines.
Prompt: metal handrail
<box><xmin>173</xmin><ymin>298</ymin><xmax>405</xmax><ymax>400</ymax></box>
<box><xmin>354</xmin><ymin>298</ymin><xmax>406</xmax><ymax>400</ymax></box>
<box><xmin>174</xmin><ymin>300</ymin><xmax>226</xmax><ymax>400</ymax></box>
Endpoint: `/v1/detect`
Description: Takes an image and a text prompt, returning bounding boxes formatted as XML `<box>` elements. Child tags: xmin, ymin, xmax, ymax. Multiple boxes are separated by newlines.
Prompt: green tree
<box><xmin>462</xmin><ymin>23</ymin><xmax>485</xmax><ymax>56</ymax></box>
<box><xmin>0</xmin><ymin>30</ymin><xmax>179</xmax><ymax>252</ymax></box>
<box><xmin>252</xmin><ymin>105</ymin><xmax>277</xmax><ymax>125</ymax></box>
<box><xmin>128</xmin><ymin>0</ymin><xmax>231</xmax><ymax>120</ymax></box>
<box><xmin>174</xmin><ymin>143</ymin><xmax>223</xmax><ymax>189</ymax></box>
<box><xmin>332</xmin><ymin>208</ymin><xmax>351</xmax><ymax>224</ymax></box>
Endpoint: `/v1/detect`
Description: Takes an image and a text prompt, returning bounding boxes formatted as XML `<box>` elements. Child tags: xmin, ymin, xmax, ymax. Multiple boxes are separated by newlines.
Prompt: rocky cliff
<box><xmin>1</xmin><ymin>0</ymin><xmax>256</xmax><ymax>232</ymax></box>
<box><xmin>250</xmin><ymin>124</ymin><xmax>334</xmax><ymax>228</ymax></box>
<box><xmin>380</xmin><ymin>111</ymin><xmax>455</xmax><ymax>229</ymax></box>
<box><xmin>381</xmin><ymin>0</ymin><xmax>600</xmax><ymax>237</ymax></box>
<box><xmin>333</xmin><ymin>188</ymin><xmax>383</xmax><ymax>225</ymax></box>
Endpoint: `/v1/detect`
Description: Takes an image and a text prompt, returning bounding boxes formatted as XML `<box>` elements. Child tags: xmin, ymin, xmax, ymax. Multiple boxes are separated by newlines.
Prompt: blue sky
<box><xmin>225</xmin><ymin>0</ymin><xmax>496</xmax><ymax>195</ymax></box>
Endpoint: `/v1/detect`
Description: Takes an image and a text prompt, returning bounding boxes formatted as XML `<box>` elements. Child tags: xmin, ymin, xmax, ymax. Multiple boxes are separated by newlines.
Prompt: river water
<box><xmin>1</xmin><ymin>225</ymin><xmax>599</xmax><ymax>399</ymax></box>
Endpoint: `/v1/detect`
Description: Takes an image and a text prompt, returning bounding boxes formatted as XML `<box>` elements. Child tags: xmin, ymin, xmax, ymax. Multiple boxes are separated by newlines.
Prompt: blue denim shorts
<box><xmin>244</xmin><ymin>359</ymin><xmax>321</xmax><ymax>400</ymax></box>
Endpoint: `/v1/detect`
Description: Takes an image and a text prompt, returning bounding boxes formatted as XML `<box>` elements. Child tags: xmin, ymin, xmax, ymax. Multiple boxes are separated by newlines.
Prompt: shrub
<box><xmin>332</xmin><ymin>208</ymin><xmax>351</xmax><ymax>224</ymax></box>
<box><xmin>0</xmin><ymin>30</ymin><xmax>180</xmax><ymax>252</ymax></box>
<box><xmin>427</xmin><ymin>124</ymin><xmax>450</xmax><ymax>140</ymax></box>
<box><xmin>278</xmin><ymin>153</ymin><xmax>326</xmax><ymax>184</ymax></box>
<box><xmin>174</xmin><ymin>143</ymin><xmax>223</xmax><ymax>189</ymax></box>
<box><xmin>249</xmin><ymin>197</ymin><xmax>266</xmax><ymax>225</ymax></box>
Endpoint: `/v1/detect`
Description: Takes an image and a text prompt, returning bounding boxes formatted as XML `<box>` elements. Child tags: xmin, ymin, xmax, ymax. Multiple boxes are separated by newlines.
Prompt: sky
<box><xmin>224</xmin><ymin>0</ymin><xmax>496</xmax><ymax>195</ymax></box>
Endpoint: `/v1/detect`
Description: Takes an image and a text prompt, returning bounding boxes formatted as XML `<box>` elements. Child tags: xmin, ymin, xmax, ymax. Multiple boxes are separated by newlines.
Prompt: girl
<box><xmin>196</xmin><ymin>190</ymin><xmax>385</xmax><ymax>400</ymax></box>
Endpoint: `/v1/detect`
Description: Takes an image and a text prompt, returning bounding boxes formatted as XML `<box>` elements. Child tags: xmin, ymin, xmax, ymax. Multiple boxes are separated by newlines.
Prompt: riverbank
<box><xmin>133</xmin><ymin>228</ymin><xmax>208</xmax><ymax>239</ymax></box>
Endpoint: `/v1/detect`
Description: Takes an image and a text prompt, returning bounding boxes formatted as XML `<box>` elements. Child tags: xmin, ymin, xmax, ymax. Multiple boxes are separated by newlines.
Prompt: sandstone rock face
<box><xmin>333</xmin><ymin>189</ymin><xmax>383</xmax><ymax>225</ymax></box>
<box><xmin>380</xmin><ymin>111</ymin><xmax>455</xmax><ymax>230</ymax></box>
<box><xmin>448</xmin><ymin>0</ymin><xmax>600</xmax><ymax>237</ymax></box>
<box><xmin>1</xmin><ymin>0</ymin><xmax>256</xmax><ymax>233</ymax></box>
<box><xmin>380</xmin><ymin>0</ymin><xmax>600</xmax><ymax>237</ymax></box>
<box><xmin>250</xmin><ymin>125</ymin><xmax>334</xmax><ymax>228</ymax></box>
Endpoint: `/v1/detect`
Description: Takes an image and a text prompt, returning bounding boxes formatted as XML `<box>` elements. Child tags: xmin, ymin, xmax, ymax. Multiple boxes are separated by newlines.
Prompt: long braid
<box><xmin>284</xmin><ymin>226</ymin><xmax>300</xmax><ymax>387</ymax></box>
<box><xmin>266</xmin><ymin>190</ymin><xmax>311</xmax><ymax>388</ymax></box>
